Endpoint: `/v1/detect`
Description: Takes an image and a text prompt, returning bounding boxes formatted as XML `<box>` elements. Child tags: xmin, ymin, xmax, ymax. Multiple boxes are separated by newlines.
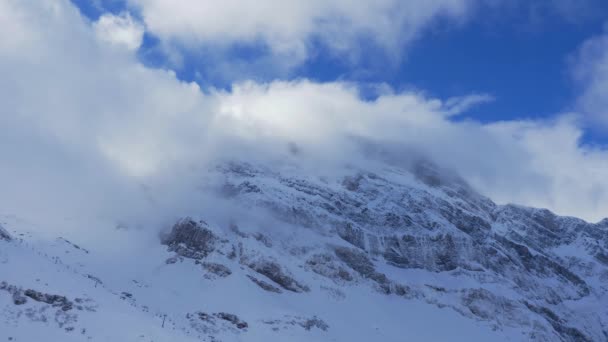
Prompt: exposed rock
<box><xmin>461</xmin><ymin>288</ymin><xmax>518</xmax><ymax>321</ymax></box>
<box><xmin>306</xmin><ymin>254</ymin><xmax>353</xmax><ymax>282</ymax></box>
<box><xmin>334</xmin><ymin>247</ymin><xmax>388</xmax><ymax>285</ymax></box>
<box><xmin>247</xmin><ymin>275</ymin><xmax>282</xmax><ymax>293</ymax></box>
<box><xmin>215</xmin><ymin>312</ymin><xmax>248</xmax><ymax>329</ymax></box>
<box><xmin>161</xmin><ymin>218</ymin><xmax>217</xmax><ymax>259</ymax></box>
<box><xmin>86</xmin><ymin>274</ymin><xmax>103</xmax><ymax>285</ymax></box>
<box><xmin>12</xmin><ymin>291</ymin><xmax>27</xmax><ymax>305</ymax></box>
<box><xmin>342</xmin><ymin>174</ymin><xmax>363</xmax><ymax>191</ymax></box>
<box><xmin>263</xmin><ymin>315</ymin><xmax>329</xmax><ymax>332</ymax></box>
<box><xmin>249</xmin><ymin>260</ymin><xmax>309</xmax><ymax>293</ymax></box>
<box><xmin>212</xmin><ymin>161</ymin><xmax>608</xmax><ymax>341</ymax></box>
<box><xmin>57</xmin><ymin>238</ymin><xmax>89</xmax><ymax>254</ymax></box>
<box><xmin>383</xmin><ymin>234</ymin><xmax>462</xmax><ymax>272</ymax></box>
<box><xmin>1</xmin><ymin>285</ymin><xmax>77</xmax><ymax>312</ymax></box>
<box><xmin>336</xmin><ymin>222</ymin><xmax>365</xmax><ymax>250</ymax></box>
<box><xmin>524</xmin><ymin>302</ymin><xmax>592</xmax><ymax>342</ymax></box>
<box><xmin>221</xmin><ymin>181</ymin><xmax>262</xmax><ymax>198</ymax></box>
<box><xmin>300</xmin><ymin>316</ymin><xmax>329</xmax><ymax>331</ymax></box>
<box><xmin>0</xmin><ymin>225</ymin><xmax>11</xmax><ymax>241</ymax></box>
<box><xmin>165</xmin><ymin>256</ymin><xmax>180</xmax><ymax>264</ymax></box>
<box><xmin>201</xmin><ymin>262</ymin><xmax>232</xmax><ymax>278</ymax></box>
<box><xmin>253</xmin><ymin>233</ymin><xmax>273</xmax><ymax>248</ymax></box>
<box><xmin>494</xmin><ymin>235</ymin><xmax>590</xmax><ymax>299</ymax></box>
<box><xmin>5</xmin><ymin>160</ymin><xmax>599</xmax><ymax>340</ymax></box>
<box><xmin>22</xmin><ymin>289</ymin><xmax>74</xmax><ymax>311</ymax></box>
<box><xmin>187</xmin><ymin>311</ymin><xmax>248</xmax><ymax>334</ymax></box>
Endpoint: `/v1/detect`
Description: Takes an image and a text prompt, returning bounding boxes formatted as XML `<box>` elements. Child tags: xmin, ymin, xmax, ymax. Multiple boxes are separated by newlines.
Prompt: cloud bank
<box><xmin>0</xmin><ymin>0</ymin><xmax>607</xmax><ymax>231</ymax></box>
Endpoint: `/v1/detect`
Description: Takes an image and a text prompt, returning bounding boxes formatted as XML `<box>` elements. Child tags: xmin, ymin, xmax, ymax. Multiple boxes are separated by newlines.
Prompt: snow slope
<box><xmin>1</xmin><ymin>160</ymin><xmax>607</xmax><ymax>341</ymax></box>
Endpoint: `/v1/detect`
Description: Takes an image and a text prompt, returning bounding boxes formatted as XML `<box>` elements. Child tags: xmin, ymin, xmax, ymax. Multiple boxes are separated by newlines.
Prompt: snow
<box><xmin>0</xmin><ymin>216</ymin><xmax>521</xmax><ymax>341</ymax></box>
<box><xmin>1</xmin><ymin>162</ymin><xmax>606</xmax><ymax>341</ymax></box>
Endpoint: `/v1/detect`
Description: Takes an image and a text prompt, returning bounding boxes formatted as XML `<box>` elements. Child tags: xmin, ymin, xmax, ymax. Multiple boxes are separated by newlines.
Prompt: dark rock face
<box><xmin>249</xmin><ymin>260</ymin><xmax>309</xmax><ymax>293</ymax></box>
<box><xmin>1</xmin><ymin>282</ymin><xmax>74</xmax><ymax>311</ymax></box>
<box><xmin>162</xmin><ymin>218</ymin><xmax>217</xmax><ymax>259</ymax></box>
<box><xmin>262</xmin><ymin>315</ymin><xmax>330</xmax><ymax>332</ymax></box>
<box><xmin>383</xmin><ymin>234</ymin><xmax>461</xmax><ymax>271</ymax></box>
<box><xmin>493</xmin><ymin>236</ymin><xmax>589</xmax><ymax>298</ymax></box>
<box><xmin>12</xmin><ymin>291</ymin><xmax>27</xmax><ymax>305</ymax></box>
<box><xmin>461</xmin><ymin>288</ymin><xmax>518</xmax><ymax>321</ymax></box>
<box><xmin>188</xmin><ymin>311</ymin><xmax>248</xmax><ymax>334</ymax></box>
<box><xmin>215</xmin><ymin>312</ymin><xmax>248</xmax><ymax>329</ymax></box>
<box><xmin>306</xmin><ymin>254</ymin><xmax>353</xmax><ymax>283</ymax></box>
<box><xmin>336</xmin><ymin>222</ymin><xmax>365</xmax><ymax>250</ymax></box>
<box><xmin>0</xmin><ymin>225</ymin><xmax>11</xmax><ymax>241</ymax></box>
<box><xmin>252</xmin><ymin>233</ymin><xmax>272</xmax><ymax>248</ymax></box>
<box><xmin>334</xmin><ymin>247</ymin><xmax>388</xmax><ymax>285</ymax></box>
<box><xmin>299</xmin><ymin>316</ymin><xmax>329</xmax><ymax>331</ymax></box>
<box><xmin>201</xmin><ymin>262</ymin><xmax>232</xmax><ymax>277</ymax></box>
<box><xmin>24</xmin><ymin>289</ymin><xmax>73</xmax><ymax>311</ymax></box>
<box><xmin>247</xmin><ymin>275</ymin><xmax>282</xmax><ymax>293</ymax></box>
<box><xmin>524</xmin><ymin>302</ymin><xmax>592</xmax><ymax>342</ymax></box>
<box><xmin>1</xmin><ymin>282</ymin><xmax>28</xmax><ymax>305</ymax></box>
<box><xmin>214</xmin><ymin>161</ymin><xmax>608</xmax><ymax>341</ymax></box>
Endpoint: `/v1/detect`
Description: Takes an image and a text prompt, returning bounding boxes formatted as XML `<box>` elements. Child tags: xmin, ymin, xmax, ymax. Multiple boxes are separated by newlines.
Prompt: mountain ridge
<box><xmin>1</xmin><ymin>159</ymin><xmax>606</xmax><ymax>341</ymax></box>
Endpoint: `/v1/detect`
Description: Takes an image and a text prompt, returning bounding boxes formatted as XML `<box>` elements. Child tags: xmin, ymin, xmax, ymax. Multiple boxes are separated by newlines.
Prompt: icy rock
<box><xmin>0</xmin><ymin>225</ymin><xmax>11</xmax><ymax>241</ymax></box>
<box><xmin>306</xmin><ymin>253</ymin><xmax>353</xmax><ymax>282</ymax></box>
<box><xmin>247</xmin><ymin>275</ymin><xmax>282</xmax><ymax>293</ymax></box>
<box><xmin>334</xmin><ymin>247</ymin><xmax>388</xmax><ymax>285</ymax></box>
<box><xmin>201</xmin><ymin>262</ymin><xmax>232</xmax><ymax>277</ymax></box>
<box><xmin>161</xmin><ymin>218</ymin><xmax>217</xmax><ymax>259</ymax></box>
<box><xmin>24</xmin><ymin>289</ymin><xmax>73</xmax><ymax>311</ymax></box>
<box><xmin>215</xmin><ymin>312</ymin><xmax>248</xmax><ymax>329</ymax></box>
<box><xmin>248</xmin><ymin>260</ymin><xmax>309</xmax><ymax>293</ymax></box>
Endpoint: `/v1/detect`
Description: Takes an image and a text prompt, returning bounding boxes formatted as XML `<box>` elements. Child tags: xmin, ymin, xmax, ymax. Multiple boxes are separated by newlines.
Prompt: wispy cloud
<box><xmin>127</xmin><ymin>0</ymin><xmax>476</xmax><ymax>75</ymax></box>
<box><xmin>572</xmin><ymin>24</ymin><xmax>608</xmax><ymax>132</ymax></box>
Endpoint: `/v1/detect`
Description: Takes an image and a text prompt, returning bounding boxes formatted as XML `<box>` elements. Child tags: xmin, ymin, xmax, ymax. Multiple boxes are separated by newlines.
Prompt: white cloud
<box><xmin>214</xmin><ymin>82</ymin><xmax>608</xmax><ymax>222</ymax></box>
<box><xmin>573</xmin><ymin>24</ymin><xmax>608</xmax><ymax>131</ymax></box>
<box><xmin>0</xmin><ymin>0</ymin><xmax>212</xmax><ymax>227</ymax></box>
<box><xmin>94</xmin><ymin>12</ymin><xmax>145</xmax><ymax>51</ymax></box>
<box><xmin>1</xmin><ymin>0</ymin><xmax>607</xmax><ymax>232</ymax></box>
<box><xmin>128</xmin><ymin>0</ymin><xmax>474</xmax><ymax>68</ymax></box>
<box><xmin>443</xmin><ymin>93</ymin><xmax>495</xmax><ymax>116</ymax></box>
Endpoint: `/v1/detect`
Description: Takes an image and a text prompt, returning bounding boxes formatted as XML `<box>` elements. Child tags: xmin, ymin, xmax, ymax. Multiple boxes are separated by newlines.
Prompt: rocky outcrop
<box><xmin>1</xmin><ymin>282</ymin><xmax>75</xmax><ymax>311</ymax></box>
<box><xmin>334</xmin><ymin>247</ymin><xmax>388</xmax><ymax>285</ymax></box>
<box><xmin>0</xmin><ymin>225</ymin><xmax>11</xmax><ymax>241</ymax></box>
<box><xmin>247</xmin><ymin>275</ymin><xmax>282</xmax><ymax>293</ymax></box>
<box><xmin>24</xmin><ymin>289</ymin><xmax>73</xmax><ymax>311</ymax></box>
<box><xmin>382</xmin><ymin>233</ymin><xmax>463</xmax><ymax>271</ymax></box>
<box><xmin>214</xmin><ymin>161</ymin><xmax>608</xmax><ymax>341</ymax></box>
<box><xmin>200</xmin><ymin>262</ymin><xmax>232</xmax><ymax>278</ymax></box>
<box><xmin>161</xmin><ymin>218</ymin><xmax>217</xmax><ymax>259</ymax></box>
<box><xmin>187</xmin><ymin>311</ymin><xmax>248</xmax><ymax>335</ymax></box>
<box><xmin>248</xmin><ymin>259</ymin><xmax>310</xmax><ymax>293</ymax></box>
<box><xmin>306</xmin><ymin>253</ymin><xmax>353</xmax><ymax>283</ymax></box>
<box><xmin>262</xmin><ymin>315</ymin><xmax>329</xmax><ymax>332</ymax></box>
<box><xmin>215</xmin><ymin>312</ymin><xmax>248</xmax><ymax>329</ymax></box>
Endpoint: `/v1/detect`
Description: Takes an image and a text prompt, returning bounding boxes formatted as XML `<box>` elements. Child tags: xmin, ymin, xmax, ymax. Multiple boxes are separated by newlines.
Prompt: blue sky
<box><xmin>70</xmin><ymin>0</ymin><xmax>608</xmax><ymax>144</ymax></box>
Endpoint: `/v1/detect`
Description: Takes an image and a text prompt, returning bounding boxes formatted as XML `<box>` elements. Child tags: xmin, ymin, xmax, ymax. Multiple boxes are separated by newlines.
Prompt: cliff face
<box><xmin>0</xmin><ymin>160</ymin><xmax>606</xmax><ymax>341</ymax></box>
<box><xmin>210</xmin><ymin>160</ymin><xmax>608</xmax><ymax>341</ymax></box>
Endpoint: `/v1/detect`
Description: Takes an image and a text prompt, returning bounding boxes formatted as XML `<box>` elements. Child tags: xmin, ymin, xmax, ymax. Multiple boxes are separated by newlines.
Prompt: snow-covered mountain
<box><xmin>1</xmin><ymin>159</ymin><xmax>607</xmax><ymax>341</ymax></box>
